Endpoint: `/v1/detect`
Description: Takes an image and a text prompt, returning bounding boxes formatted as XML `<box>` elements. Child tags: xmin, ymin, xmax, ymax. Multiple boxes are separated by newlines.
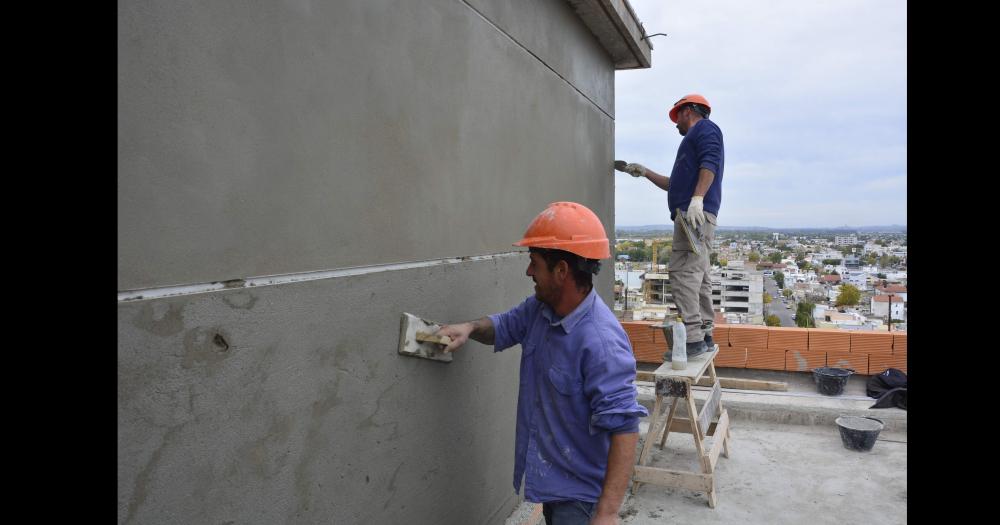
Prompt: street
<box><xmin>764</xmin><ymin>274</ymin><xmax>796</xmax><ymax>327</ymax></box>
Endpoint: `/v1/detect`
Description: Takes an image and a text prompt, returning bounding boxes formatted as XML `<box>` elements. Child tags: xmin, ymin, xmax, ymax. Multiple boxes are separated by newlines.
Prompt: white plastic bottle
<box><xmin>671</xmin><ymin>316</ymin><xmax>688</xmax><ymax>370</ymax></box>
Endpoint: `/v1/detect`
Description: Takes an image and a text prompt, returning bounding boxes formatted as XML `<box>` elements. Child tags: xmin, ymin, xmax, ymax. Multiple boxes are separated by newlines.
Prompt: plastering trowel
<box><xmin>614</xmin><ymin>160</ymin><xmax>629</xmax><ymax>172</ymax></box>
<box><xmin>675</xmin><ymin>207</ymin><xmax>703</xmax><ymax>255</ymax></box>
<box><xmin>398</xmin><ymin>312</ymin><xmax>453</xmax><ymax>363</ymax></box>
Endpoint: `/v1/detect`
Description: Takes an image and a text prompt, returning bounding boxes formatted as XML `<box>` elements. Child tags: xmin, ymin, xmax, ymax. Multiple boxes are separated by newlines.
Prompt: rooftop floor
<box><xmin>507</xmin><ymin>368</ymin><xmax>907</xmax><ymax>525</ymax></box>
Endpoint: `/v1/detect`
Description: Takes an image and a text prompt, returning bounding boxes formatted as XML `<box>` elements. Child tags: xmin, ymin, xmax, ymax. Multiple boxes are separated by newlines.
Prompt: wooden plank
<box><xmin>637</xmin><ymin>395</ymin><xmax>664</xmax><ymax>468</ymax></box>
<box><xmin>698</xmin><ymin>382</ymin><xmax>722</xmax><ymax>434</ymax></box>
<box><xmin>652</xmin><ymin>347</ymin><xmax>718</xmax><ymax>381</ymax></box>
<box><xmin>633</xmin><ymin>466</ymin><xmax>714</xmax><ymax>492</ymax></box>
<box><xmin>687</xmin><ymin>395</ymin><xmax>707</xmax><ymax>466</ymax></box>
<box><xmin>695</xmin><ymin>377</ymin><xmax>788</xmax><ymax>391</ymax></box>
<box><xmin>655</xmin><ymin>377</ymin><xmax>690</xmax><ymax>398</ymax></box>
<box><xmin>707</xmin><ymin>410</ymin><xmax>731</xmax><ymax>471</ymax></box>
<box><xmin>658</xmin><ymin>396</ymin><xmax>680</xmax><ymax>448</ymax></box>
<box><xmin>637</xmin><ymin>371</ymin><xmax>788</xmax><ymax>392</ymax></box>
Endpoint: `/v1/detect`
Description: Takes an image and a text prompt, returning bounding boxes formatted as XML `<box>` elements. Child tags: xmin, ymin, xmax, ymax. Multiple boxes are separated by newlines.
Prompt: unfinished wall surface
<box><xmin>118</xmin><ymin>0</ymin><xmax>616</xmax><ymax>292</ymax></box>
<box><xmin>119</xmin><ymin>256</ymin><xmax>529</xmax><ymax>524</ymax></box>
<box><xmin>119</xmin><ymin>0</ymin><xmax>632</xmax><ymax>523</ymax></box>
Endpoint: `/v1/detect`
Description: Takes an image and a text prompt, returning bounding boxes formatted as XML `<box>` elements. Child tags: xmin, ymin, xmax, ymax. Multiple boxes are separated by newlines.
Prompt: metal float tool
<box><xmin>397</xmin><ymin>312</ymin><xmax>453</xmax><ymax>363</ymax></box>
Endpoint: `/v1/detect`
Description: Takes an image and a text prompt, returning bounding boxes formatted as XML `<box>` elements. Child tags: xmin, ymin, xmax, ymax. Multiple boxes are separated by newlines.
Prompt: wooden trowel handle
<box><xmin>415</xmin><ymin>331</ymin><xmax>452</xmax><ymax>346</ymax></box>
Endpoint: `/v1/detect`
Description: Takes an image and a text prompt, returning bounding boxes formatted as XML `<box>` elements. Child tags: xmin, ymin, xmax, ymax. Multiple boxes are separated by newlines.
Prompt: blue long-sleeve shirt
<box><xmin>668</xmin><ymin>118</ymin><xmax>725</xmax><ymax>221</ymax></box>
<box><xmin>489</xmin><ymin>288</ymin><xmax>648</xmax><ymax>503</ymax></box>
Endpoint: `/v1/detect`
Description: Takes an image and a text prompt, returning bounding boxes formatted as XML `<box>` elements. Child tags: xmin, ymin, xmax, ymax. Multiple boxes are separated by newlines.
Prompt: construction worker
<box><xmin>622</xmin><ymin>93</ymin><xmax>725</xmax><ymax>360</ymax></box>
<box><xmin>437</xmin><ymin>202</ymin><xmax>648</xmax><ymax>525</ymax></box>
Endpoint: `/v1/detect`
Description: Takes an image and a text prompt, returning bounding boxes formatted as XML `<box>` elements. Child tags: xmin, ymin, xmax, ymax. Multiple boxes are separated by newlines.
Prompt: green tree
<box><xmin>710</xmin><ymin>252</ymin><xmax>719</xmax><ymax>266</ymax></box>
<box><xmin>767</xmin><ymin>252</ymin><xmax>783</xmax><ymax>263</ymax></box>
<box><xmin>748</xmin><ymin>252</ymin><xmax>761</xmax><ymax>263</ymax></box>
<box><xmin>765</xmin><ymin>314</ymin><xmax>782</xmax><ymax>327</ymax></box>
<box><xmin>773</xmin><ymin>271</ymin><xmax>785</xmax><ymax>289</ymax></box>
<box><xmin>795</xmin><ymin>302</ymin><xmax>816</xmax><ymax>328</ymax></box>
<box><xmin>782</xmin><ymin>289</ymin><xmax>793</xmax><ymax>298</ymax></box>
<box><xmin>719</xmin><ymin>258</ymin><xmax>728</xmax><ymax>267</ymax></box>
<box><xmin>835</xmin><ymin>284</ymin><xmax>861</xmax><ymax>307</ymax></box>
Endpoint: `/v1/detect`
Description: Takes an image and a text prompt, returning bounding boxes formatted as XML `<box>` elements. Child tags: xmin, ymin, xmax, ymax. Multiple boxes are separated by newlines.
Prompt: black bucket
<box><xmin>835</xmin><ymin>416</ymin><xmax>884</xmax><ymax>452</ymax></box>
<box><xmin>812</xmin><ymin>367</ymin><xmax>855</xmax><ymax>396</ymax></box>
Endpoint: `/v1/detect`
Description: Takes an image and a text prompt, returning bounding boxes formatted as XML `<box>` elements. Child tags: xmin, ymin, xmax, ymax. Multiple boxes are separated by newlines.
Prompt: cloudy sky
<box><xmin>613</xmin><ymin>0</ymin><xmax>906</xmax><ymax>228</ymax></box>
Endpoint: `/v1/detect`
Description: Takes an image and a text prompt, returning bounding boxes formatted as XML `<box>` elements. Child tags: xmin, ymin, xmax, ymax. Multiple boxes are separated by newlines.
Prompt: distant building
<box><xmin>844</xmin><ymin>255</ymin><xmax>861</xmax><ymax>269</ymax></box>
<box><xmin>843</xmin><ymin>270</ymin><xmax>867</xmax><ymax>289</ymax></box>
<box><xmin>835</xmin><ymin>234</ymin><xmax>858</xmax><ymax>246</ymax></box>
<box><xmin>871</xmin><ymin>295</ymin><xmax>904</xmax><ymax>321</ymax></box>
<box><xmin>820</xmin><ymin>274</ymin><xmax>842</xmax><ymax>285</ymax></box>
<box><xmin>874</xmin><ymin>284</ymin><xmax>907</xmax><ymax>302</ymax></box>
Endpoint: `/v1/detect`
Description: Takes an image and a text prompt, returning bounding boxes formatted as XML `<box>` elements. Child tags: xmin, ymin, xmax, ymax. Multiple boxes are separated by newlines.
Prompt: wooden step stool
<box><xmin>632</xmin><ymin>346</ymin><xmax>733</xmax><ymax>508</ymax></box>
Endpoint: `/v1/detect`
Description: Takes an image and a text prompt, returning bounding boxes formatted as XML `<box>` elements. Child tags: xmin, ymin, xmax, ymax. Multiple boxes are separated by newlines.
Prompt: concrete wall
<box><xmin>119</xmin><ymin>0</ymin><xmax>625</xmax><ymax>523</ymax></box>
<box><xmin>118</xmin><ymin>0</ymin><xmax>615</xmax><ymax>293</ymax></box>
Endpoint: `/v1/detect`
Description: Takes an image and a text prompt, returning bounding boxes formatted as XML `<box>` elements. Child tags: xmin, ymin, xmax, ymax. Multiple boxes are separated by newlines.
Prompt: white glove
<box><xmin>624</xmin><ymin>163</ymin><xmax>647</xmax><ymax>178</ymax></box>
<box><xmin>687</xmin><ymin>196</ymin><xmax>706</xmax><ymax>229</ymax></box>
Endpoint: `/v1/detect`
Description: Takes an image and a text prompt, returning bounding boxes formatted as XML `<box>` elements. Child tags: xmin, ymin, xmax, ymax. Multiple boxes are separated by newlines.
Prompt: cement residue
<box><xmin>132</xmin><ymin>300</ymin><xmax>186</xmax><ymax>337</ymax></box>
<box><xmin>182</xmin><ymin>327</ymin><xmax>235</xmax><ymax>369</ymax></box>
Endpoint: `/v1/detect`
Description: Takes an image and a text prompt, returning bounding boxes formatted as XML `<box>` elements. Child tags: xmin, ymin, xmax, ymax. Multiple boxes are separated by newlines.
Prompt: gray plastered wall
<box><xmin>118</xmin><ymin>0</ymin><xmax>639</xmax><ymax>523</ymax></box>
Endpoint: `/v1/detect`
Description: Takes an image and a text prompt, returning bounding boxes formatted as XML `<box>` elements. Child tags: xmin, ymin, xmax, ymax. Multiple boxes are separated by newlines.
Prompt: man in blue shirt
<box><xmin>437</xmin><ymin>202</ymin><xmax>648</xmax><ymax>525</ymax></box>
<box><xmin>622</xmin><ymin>93</ymin><xmax>725</xmax><ymax>360</ymax></box>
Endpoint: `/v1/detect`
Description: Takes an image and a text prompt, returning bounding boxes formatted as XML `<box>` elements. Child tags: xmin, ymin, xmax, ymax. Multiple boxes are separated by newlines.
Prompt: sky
<box><xmin>613</xmin><ymin>0</ymin><xmax>906</xmax><ymax>228</ymax></box>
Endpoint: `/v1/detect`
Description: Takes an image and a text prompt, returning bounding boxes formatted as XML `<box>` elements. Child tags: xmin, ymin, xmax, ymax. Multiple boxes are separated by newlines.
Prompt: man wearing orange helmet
<box><xmin>622</xmin><ymin>93</ymin><xmax>725</xmax><ymax>360</ymax></box>
<box><xmin>437</xmin><ymin>202</ymin><xmax>648</xmax><ymax>525</ymax></box>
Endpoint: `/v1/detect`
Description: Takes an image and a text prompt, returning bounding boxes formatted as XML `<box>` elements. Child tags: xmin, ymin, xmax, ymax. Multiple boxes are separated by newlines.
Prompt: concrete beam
<box><xmin>564</xmin><ymin>0</ymin><xmax>652</xmax><ymax>69</ymax></box>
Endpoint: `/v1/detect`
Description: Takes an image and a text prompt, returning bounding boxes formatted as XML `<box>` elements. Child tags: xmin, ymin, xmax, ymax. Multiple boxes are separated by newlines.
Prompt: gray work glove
<box><xmin>624</xmin><ymin>163</ymin><xmax>647</xmax><ymax>178</ymax></box>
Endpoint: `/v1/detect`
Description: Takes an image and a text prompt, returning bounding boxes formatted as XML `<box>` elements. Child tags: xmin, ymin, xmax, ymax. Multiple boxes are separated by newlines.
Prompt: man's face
<box><xmin>676</xmin><ymin>106</ymin><xmax>691</xmax><ymax>136</ymax></box>
<box><xmin>526</xmin><ymin>252</ymin><xmax>561</xmax><ymax>305</ymax></box>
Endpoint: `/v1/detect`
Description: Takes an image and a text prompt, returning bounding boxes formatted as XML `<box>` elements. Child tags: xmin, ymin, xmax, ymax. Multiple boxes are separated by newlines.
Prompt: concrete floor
<box><xmin>506</xmin><ymin>368</ymin><xmax>907</xmax><ymax>525</ymax></box>
<box><xmin>621</xmin><ymin>419</ymin><xmax>906</xmax><ymax>524</ymax></box>
<box><xmin>506</xmin><ymin>419</ymin><xmax>906</xmax><ymax>525</ymax></box>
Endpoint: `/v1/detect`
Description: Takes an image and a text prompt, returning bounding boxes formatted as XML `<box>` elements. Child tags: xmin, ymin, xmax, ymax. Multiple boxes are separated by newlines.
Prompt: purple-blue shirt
<box><xmin>668</xmin><ymin>118</ymin><xmax>724</xmax><ymax>221</ymax></box>
<box><xmin>489</xmin><ymin>288</ymin><xmax>648</xmax><ymax>503</ymax></box>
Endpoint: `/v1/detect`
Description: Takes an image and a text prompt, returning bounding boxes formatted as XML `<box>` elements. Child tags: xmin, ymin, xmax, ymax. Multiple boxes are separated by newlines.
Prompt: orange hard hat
<box><xmin>669</xmin><ymin>93</ymin><xmax>711</xmax><ymax>123</ymax></box>
<box><xmin>514</xmin><ymin>202</ymin><xmax>611</xmax><ymax>260</ymax></box>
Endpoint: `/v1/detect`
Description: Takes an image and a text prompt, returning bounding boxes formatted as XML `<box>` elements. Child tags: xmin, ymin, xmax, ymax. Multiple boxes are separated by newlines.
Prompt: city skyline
<box><xmin>613</xmin><ymin>0</ymin><xmax>906</xmax><ymax>228</ymax></box>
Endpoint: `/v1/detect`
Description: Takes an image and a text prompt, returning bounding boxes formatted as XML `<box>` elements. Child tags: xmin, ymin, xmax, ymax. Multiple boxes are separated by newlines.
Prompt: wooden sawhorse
<box><xmin>632</xmin><ymin>347</ymin><xmax>732</xmax><ymax>507</ymax></box>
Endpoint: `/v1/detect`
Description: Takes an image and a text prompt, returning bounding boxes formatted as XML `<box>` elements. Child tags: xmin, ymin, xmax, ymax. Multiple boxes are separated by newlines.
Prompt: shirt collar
<box><xmin>540</xmin><ymin>287</ymin><xmax>597</xmax><ymax>334</ymax></box>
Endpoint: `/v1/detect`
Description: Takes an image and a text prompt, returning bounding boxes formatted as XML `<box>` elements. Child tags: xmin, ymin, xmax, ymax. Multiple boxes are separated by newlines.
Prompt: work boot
<box><xmin>703</xmin><ymin>333</ymin><xmax>715</xmax><ymax>350</ymax></box>
<box><xmin>686</xmin><ymin>339</ymin><xmax>708</xmax><ymax>358</ymax></box>
<box><xmin>663</xmin><ymin>340</ymin><xmax>709</xmax><ymax>362</ymax></box>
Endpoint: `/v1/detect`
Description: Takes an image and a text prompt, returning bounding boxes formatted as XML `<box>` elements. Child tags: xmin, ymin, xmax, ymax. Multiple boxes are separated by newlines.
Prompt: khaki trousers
<box><xmin>668</xmin><ymin>212</ymin><xmax>717</xmax><ymax>343</ymax></box>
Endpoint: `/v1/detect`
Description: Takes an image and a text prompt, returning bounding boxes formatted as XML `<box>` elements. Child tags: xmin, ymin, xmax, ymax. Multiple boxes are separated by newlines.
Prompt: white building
<box><xmin>843</xmin><ymin>270</ymin><xmax>868</xmax><ymax>289</ymax></box>
<box><xmin>636</xmin><ymin>267</ymin><xmax>763</xmax><ymax>324</ymax></box>
<box><xmin>871</xmin><ymin>295</ymin><xmax>904</xmax><ymax>321</ymax></box>
<box><xmin>835</xmin><ymin>234</ymin><xmax>858</xmax><ymax>246</ymax></box>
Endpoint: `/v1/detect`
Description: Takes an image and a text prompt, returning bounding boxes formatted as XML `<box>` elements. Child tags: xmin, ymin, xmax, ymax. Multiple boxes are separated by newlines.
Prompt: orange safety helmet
<box><xmin>669</xmin><ymin>93</ymin><xmax>711</xmax><ymax>123</ymax></box>
<box><xmin>514</xmin><ymin>202</ymin><xmax>611</xmax><ymax>260</ymax></box>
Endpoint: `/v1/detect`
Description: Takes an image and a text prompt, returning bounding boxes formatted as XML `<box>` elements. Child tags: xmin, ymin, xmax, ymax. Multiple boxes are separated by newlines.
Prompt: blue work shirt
<box><xmin>489</xmin><ymin>288</ymin><xmax>648</xmax><ymax>503</ymax></box>
<box><xmin>668</xmin><ymin>118</ymin><xmax>725</xmax><ymax>221</ymax></box>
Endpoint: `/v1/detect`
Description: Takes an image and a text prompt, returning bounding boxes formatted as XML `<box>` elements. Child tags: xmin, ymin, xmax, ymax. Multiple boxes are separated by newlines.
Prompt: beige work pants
<box><xmin>668</xmin><ymin>212</ymin><xmax>717</xmax><ymax>343</ymax></box>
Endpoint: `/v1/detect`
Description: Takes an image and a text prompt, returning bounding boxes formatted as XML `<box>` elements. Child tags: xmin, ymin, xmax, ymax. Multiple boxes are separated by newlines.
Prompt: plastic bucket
<box><xmin>835</xmin><ymin>416</ymin><xmax>884</xmax><ymax>452</ymax></box>
<box><xmin>812</xmin><ymin>367</ymin><xmax>855</xmax><ymax>396</ymax></box>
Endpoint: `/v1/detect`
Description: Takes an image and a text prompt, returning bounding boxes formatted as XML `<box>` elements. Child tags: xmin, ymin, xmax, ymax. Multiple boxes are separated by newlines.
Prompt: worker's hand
<box><xmin>687</xmin><ymin>196</ymin><xmax>705</xmax><ymax>229</ymax></box>
<box><xmin>435</xmin><ymin>323</ymin><xmax>474</xmax><ymax>353</ymax></box>
<box><xmin>623</xmin><ymin>163</ymin><xmax>647</xmax><ymax>178</ymax></box>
